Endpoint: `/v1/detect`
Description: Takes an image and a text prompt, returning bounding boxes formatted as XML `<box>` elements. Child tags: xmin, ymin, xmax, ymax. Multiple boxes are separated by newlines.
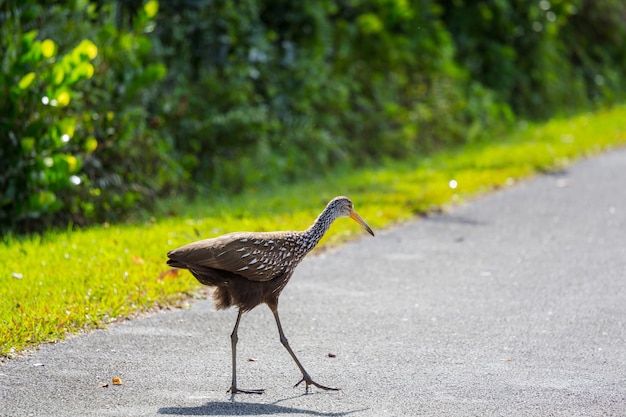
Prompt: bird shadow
<box><xmin>423</xmin><ymin>213</ymin><xmax>487</xmax><ymax>226</ymax></box>
<box><xmin>157</xmin><ymin>394</ymin><xmax>367</xmax><ymax>416</ymax></box>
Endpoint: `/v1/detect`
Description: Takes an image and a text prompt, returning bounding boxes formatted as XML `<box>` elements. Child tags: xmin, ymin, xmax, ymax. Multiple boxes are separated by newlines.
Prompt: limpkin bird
<box><xmin>166</xmin><ymin>196</ymin><xmax>374</xmax><ymax>394</ymax></box>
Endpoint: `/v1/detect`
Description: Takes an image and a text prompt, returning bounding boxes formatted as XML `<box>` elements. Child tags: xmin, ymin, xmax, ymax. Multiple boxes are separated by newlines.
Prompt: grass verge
<box><xmin>2</xmin><ymin>106</ymin><xmax>626</xmax><ymax>358</ymax></box>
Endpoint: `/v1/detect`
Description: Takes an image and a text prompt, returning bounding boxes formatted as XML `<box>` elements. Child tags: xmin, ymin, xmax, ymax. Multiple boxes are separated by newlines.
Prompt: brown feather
<box><xmin>167</xmin><ymin>231</ymin><xmax>304</xmax><ymax>282</ymax></box>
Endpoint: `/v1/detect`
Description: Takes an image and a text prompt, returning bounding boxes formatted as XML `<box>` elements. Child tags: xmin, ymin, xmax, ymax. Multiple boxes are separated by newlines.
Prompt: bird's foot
<box><xmin>228</xmin><ymin>386</ymin><xmax>265</xmax><ymax>395</ymax></box>
<box><xmin>294</xmin><ymin>374</ymin><xmax>340</xmax><ymax>393</ymax></box>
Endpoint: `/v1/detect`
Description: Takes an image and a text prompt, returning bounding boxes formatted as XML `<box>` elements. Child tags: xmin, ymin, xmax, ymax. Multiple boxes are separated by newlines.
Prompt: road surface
<box><xmin>1</xmin><ymin>148</ymin><xmax>625</xmax><ymax>416</ymax></box>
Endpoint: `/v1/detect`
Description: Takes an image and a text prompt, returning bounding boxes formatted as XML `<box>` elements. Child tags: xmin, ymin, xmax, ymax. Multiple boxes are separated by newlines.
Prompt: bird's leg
<box><xmin>227</xmin><ymin>309</ymin><xmax>264</xmax><ymax>395</ymax></box>
<box><xmin>269</xmin><ymin>305</ymin><xmax>340</xmax><ymax>393</ymax></box>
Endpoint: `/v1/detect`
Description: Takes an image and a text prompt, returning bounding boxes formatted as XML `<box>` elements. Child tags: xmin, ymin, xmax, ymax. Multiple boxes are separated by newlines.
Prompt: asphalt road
<box><xmin>2</xmin><ymin>149</ymin><xmax>625</xmax><ymax>417</ymax></box>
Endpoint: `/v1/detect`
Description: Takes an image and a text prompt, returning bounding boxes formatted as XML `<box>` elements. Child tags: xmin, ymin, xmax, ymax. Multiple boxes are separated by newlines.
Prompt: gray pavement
<box><xmin>1</xmin><ymin>148</ymin><xmax>626</xmax><ymax>417</ymax></box>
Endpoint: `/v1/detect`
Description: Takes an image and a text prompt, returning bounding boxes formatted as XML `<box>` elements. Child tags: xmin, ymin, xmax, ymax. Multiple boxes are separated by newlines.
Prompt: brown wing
<box><xmin>167</xmin><ymin>231</ymin><xmax>301</xmax><ymax>282</ymax></box>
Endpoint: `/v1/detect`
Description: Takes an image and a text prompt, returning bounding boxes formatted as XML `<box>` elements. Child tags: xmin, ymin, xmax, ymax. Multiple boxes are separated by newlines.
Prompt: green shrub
<box><xmin>153</xmin><ymin>0</ymin><xmax>508</xmax><ymax>193</ymax></box>
<box><xmin>439</xmin><ymin>0</ymin><xmax>626</xmax><ymax>118</ymax></box>
<box><xmin>0</xmin><ymin>1</ymin><xmax>176</xmax><ymax>234</ymax></box>
<box><xmin>560</xmin><ymin>0</ymin><xmax>626</xmax><ymax>106</ymax></box>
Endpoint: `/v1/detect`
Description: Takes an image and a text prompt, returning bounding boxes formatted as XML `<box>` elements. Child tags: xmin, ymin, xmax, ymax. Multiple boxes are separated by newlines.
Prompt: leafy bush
<box><xmin>153</xmin><ymin>0</ymin><xmax>509</xmax><ymax>193</ymax></box>
<box><xmin>439</xmin><ymin>0</ymin><xmax>626</xmax><ymax>118</ymax></box>
<box><xmin>560</xmin><ymin>0</ymin><xmax>626</xmax><ymax>106</ymax></box>
<box><xmin>0</xmin><ymin>1</ymin><xmax>175</xmax><ymax>234</ymax></box>
<box><xmin>153</xmin><ymin>0</ymin><xmax>352</xmax><ymax>191</ymax></box>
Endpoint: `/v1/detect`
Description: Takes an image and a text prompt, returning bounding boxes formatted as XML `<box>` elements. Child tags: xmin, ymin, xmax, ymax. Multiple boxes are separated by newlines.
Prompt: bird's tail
<box><xmin>166</xmin><ymin>258</ymin><xmax>234</xmax><ymax>309</ymax></box>
<box><xmin>166</xmin><ymin>259</ymin><xmax>187</xmax><ymax>269</ymax></box>
<box><xmin>167</xmin><ymin>258</ymin><xmax>233</xmax><ymax>288</ymax></box>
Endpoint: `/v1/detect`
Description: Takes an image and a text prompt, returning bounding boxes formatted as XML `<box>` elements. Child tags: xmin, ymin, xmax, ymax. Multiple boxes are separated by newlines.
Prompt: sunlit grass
<box><xmin>2</xmin><ymin>105</ymin><xmax>626</xmax><ymax>357</ymax></box>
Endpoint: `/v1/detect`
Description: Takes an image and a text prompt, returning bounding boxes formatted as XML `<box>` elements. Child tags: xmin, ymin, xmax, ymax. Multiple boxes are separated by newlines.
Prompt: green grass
<box><xmin>2</xmin><ymin>106</ymin><xmax>626</xmax><ymax>358</ymax></box>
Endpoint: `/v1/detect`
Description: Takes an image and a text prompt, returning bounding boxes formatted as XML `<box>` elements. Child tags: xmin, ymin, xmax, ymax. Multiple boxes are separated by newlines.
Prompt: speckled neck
<box><xmin>302</xmin><ymin>203</ymin><xmax>337</xmax><ymax>251</ymax></box>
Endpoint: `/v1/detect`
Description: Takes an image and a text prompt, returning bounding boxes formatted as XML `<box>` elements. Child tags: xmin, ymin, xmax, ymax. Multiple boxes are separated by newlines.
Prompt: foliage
<box><xmin>0</xmin><ymin>24</ymin><xmax>95</xmax><ymax>232</ymax></box>
<box><xmin>0</xmin><ymin>1</ymin><xmax>175</xmax><ymax>234</ymax></box>
<box><xmin>560</xmin><ymin>0</ymin><xmax>626</xmax><ymax>106</ymax></box>
<box><xmin>153</xmin><ymin>0</ymin><xmax>510</xmax><ymax>192</ymax></box>
<box><xmin>439</xmin><ymin>0</ymin><xmax>626</xmax><ymax>118</ymax></box>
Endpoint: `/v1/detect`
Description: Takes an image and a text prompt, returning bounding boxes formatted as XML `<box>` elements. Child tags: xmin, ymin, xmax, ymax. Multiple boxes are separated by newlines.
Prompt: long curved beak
<box><xmin>349</xmin><ymin>210</ymin><xmax>375</xmax><ymax>237</ymax></box>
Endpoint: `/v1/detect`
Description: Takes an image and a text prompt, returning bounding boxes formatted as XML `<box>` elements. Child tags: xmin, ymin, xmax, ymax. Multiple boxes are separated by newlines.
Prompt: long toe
<box><xmin>294</xmin><ymin>376</ymin><xmax>340</xmax><ymax>393</ymax></box>
<box><xmin>228</xmin><ymin>386</ymin><xmax>265</xmax><ymax>395</ymax></box>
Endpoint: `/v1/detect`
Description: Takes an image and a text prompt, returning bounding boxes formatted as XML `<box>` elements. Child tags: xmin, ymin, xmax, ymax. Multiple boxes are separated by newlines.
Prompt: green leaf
<box><xmin>144</xmin><ymin>0</ymin><xmax>159</xmax><ymax>19</ymax></box>
<box><xmin>22</xmin><ymin>137</ymin><xmax>36</xmax><ymax>153</ymax></box>
<box><xmin>144</xmin><ymin>63</ymin><xmax>167</xmax><ymax>81</ymax></box>
<box><xmin>85</xmin><ymin>136</ymin><xmax>98</xmax><ymax>153</ymax></box>
<box><xmin>41</xmin><ymin>39</ymin><xmax>56</xmax><ymax>58</ymax></box>
<box><xmin>357</xmin><ymin>13</ymin><xmax>384</xmax><ymax>34</ymax></box>
<box><xmin>75</xmin><ymin>62</ymin><xmax>95</xmax><ymax>79</ymax></box>
<box><xmin>18</xmin><ymin>72</ymin><xmax>36</xmax><ymax>90</ymax></box>
<box><xmin>52</xmin><ymin>66</ymin><xmax>65</xmax><ymax>85</ymax></box>
<box><xmin>21</xmin><ymin>30</ymin><xmax>38</xmax><ymax>47</ymax></box>
<box><xmin>56</xmin><ymin>91</ymin><xmax>70</xmax><ymax>107</ymax></box>
<box><xmin>75</xmin><ymin>39</ymin><xmax>98</xmax><ymax>60</ymax></box>
<box><xmin>64</xmin><ymin>155</ymin><xmax>79</xmax><ymax>173</ymax></box>
<box><xmin>58</xmin><ymin>118</ymin><xmax>76</xmax><ymax>138</ymax></box>
<box><xmin>32</xmin><ymin>190</ymin><xmax>57</xmax><ymax>209</ymax></box>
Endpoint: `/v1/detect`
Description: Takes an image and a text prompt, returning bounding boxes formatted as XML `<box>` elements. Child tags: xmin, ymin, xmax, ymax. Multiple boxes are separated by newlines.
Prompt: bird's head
<box><xmin>328</xmin><ymin>196</ymin><xmax>375</xmax><ymax>237</ymax></box>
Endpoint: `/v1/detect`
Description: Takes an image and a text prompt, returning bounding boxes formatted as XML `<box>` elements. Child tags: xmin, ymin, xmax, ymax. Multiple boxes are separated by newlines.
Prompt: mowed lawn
<box><xmin>2</xmin><ymin>106</ymin><xmax>626</xmax><ymax>358</ymax></box>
